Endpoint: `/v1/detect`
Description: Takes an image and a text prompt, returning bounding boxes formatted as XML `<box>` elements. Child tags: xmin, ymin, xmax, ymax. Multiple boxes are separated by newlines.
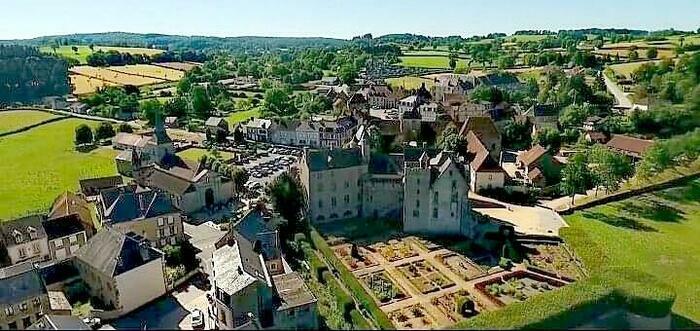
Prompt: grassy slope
<box><xmin>398</xmin><ymin>56</ymin><xmax>469</xmax><ymax>69</ymax></box>
<box><xmin>40</xmin><ymin>45</ymin><xmax>164</xmax><ymax>64</ymax></box>
<box><xmin>564</xmin><ymin>179</ymin><xmax>700</xmax><ymax>324</ymax></box>
<box><xmin>0</xmin><ymin>110</ymin><xmax>60</xmax><ymax>134</ymax></box>
<box><xmin>0</xmin><ymin>119</ymin><xmax>118</xmax><ymax>220</ymax></box>
<box><xmin>227</xmin><ymin>108</ymin><xmax>261</xmax><ymax>128</ymax></box>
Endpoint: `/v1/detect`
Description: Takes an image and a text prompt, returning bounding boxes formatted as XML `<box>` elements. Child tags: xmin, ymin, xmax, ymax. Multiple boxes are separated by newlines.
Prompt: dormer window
<box><xmin>27</xmin><ymin>226</ymin><xmax>37</xmax><ymax>240</ymax></box>
<box><xmin>13</xmin><ymin>230</ymin><xmax>23</xmax><ymax>243</ymax></box>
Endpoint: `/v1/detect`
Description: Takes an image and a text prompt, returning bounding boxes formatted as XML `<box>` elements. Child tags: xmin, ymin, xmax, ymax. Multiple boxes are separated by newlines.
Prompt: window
<box><xmin>415</xmin><ymin>200</ymin><xmax>420</xmax><ymax>208</ymax></box>
<box><xmin>158</xmin><ymin>218</ymin><xmax>164</xmax><ymax>226</ymax></box>
<box><xmin>452</xmin><ymin>180</ymin><xmax>457</xmax><ymax>190</ymax></box>
<box><xmin>19</xmin><ymin>303</ymin><xmax>27</xmax><ymax>311</ymax></box>
<box><xmin>167</xmin><ymin>216</ymin><xmax>174</xmax><ymax>224</ymax></box>
<box><xmin>19</xmin><ymin>247</ymin><xmax>27</xmax><ymax>258</ymax></box>
<box><xmin>169</xmin><ymin>226</ymin><xmax>176</xmax><ymax>235</ymax></box>
<box><xmin>331</xmin><ymin>197</ymin><xmax>337</xmax><ymax>207</ymax></box>
<box><xmin>159</xmin><ymin>228</ymin><xmax>165</xmax><ymax>238</ymax></box>
<box><xmin>318</xmin><ymin>200</ymin><xmax>323</xmax><ymax>208</ymax></box>
<box><xmin>344</xmin><ymin>195</ymin><xmax>350</xmax><ymax>204</ymax></box>
<box><xmin>413</xmin><ymin>210</ymin><xmax>419</xmax><ymax>217</ymax></box>
<box><xmin>270</xmin><ymin>262</ymin><xmax>277</xmax><ymax>271</ymax></box>
<box><xmin>5</xmin><ymin>306</ymin><xmax>14</xmax><ymax>315</ymax></box>
<box><xmin>170</xmin><ymin>237</ymin><xmax>177</xmax><ymax>245</ymax></box>
<box><xmin>160</xmin><ymin>239</ymin><xmax>167</xmax><ymax>246</ymax></box>
<box><xmin>345</xmin><ymin>181</ymin><xmax>349</xmax><ymax>188</ymax></box>
<box><xmin>433</xmin><ymin>192</ymin><xmax>439</xmax><ymax>204</ymax></box>
<box><xmin>432</xmin><ymin>208</ymin><xmax>438</xmax><ymax>218</ymax></box>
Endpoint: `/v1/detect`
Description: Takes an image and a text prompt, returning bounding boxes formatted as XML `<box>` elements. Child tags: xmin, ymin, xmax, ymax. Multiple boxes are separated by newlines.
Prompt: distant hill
<box><xmin>1</xmin><ymin>32</ymin><xmax>349</xmax><ymax>53</ymax></box>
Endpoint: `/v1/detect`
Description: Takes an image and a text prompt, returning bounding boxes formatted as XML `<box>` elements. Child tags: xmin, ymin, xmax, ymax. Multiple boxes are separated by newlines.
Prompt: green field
<box><xmin>398</xmin><ymin>56</ymin><xmax>469</xmax><ymax>69</ymax></box>
<box><xmin>0</xmin><ymin>119</ymin><xmax>118</xmax><ymax>220</ymax></box>
<box><xmin>385</xmin><ymin>76</ymin><xmax>436</xmax><ymax>90</ymax></box>
<box><xmin>40</xmin><ymin>45</ymin><xmax>164</xmax><ymax>64</ymax></box>
<box><xmin>563</xmin><ymin>179</ymin><xmax>700</xmax><ymax>325</ymax></box>
<box><xmin>506</xmin><ymin>34</ymin><xmax>552</xmax><ymax>42</ymax></box>
<box><xmin>177</xmin><ymin>148</ymin><xmax>234</xmax><ymax>161</ymax></box>
<box><xmin>608</xmin><ymin>60</ymin><xmax>663</xmax><ymax>79</ymax></box>
<box><xmin>227</xmin><ymin>108</ymin><xmax>262</xmax><ymax>127</ymax></box>
<box><xmin>0</xmin><ymin>110</ymin><xmax>61</xmax><ymax>134</ymax></box>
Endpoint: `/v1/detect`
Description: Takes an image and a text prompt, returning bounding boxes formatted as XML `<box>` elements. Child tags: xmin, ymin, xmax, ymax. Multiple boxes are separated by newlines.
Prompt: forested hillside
<box><xmin>0</xmin><ymin>45</ymin><xmax>69</xmax><ymax>104</ymax></box>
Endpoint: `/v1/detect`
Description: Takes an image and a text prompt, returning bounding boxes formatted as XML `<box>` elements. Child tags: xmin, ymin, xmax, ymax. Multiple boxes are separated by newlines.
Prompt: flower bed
<box><xmin>397</xmin><ymin>260</ymin><xmax>454</xmax><ymax>294</ymax></box>
<box><xmin>388</xmin><ymin>304</ymin><xmax>437</xmax><ymax>329</ymax></box>
<box><xmin>373</xmin><ymin>239</ymin><xmax>418</xmax><ymax>262</ymax></box>
<box><xmin>474</xmin><ymin>270</ymin><xmax>567</xmax><ymax>307</ymax></box>
<box><xmin>359</xmin><ymin>271</ymin><xmax>410</xmax><ymax>306</ymax></box>
<box><xmin>431</xmin><ymin>290</ymin><xmax>486</xmax><ymax>323</ymax></box>
<box><xmin>525</xmin><ymin>244</ymin><xmax>583</xmax><ymax>280</ymax></box>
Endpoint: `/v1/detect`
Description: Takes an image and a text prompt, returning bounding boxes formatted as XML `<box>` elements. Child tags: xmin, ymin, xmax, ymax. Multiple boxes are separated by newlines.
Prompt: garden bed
<box><xmin>436</xmin><ymin>253</ymin><xmax>487</xmax><ymax>281</ymax></box>
<box><xmin>397</xmin><ymin>260</ymin><xmax>454</xmax><ymax>294</ymax></box>
<box><xmin>332</xmin><ymin>243</ymin><xmax>378</xmax><ymax>272</ymax></box>
<box><xmin>475</xmin><ymin>270</ymin><xmax>567</xmax><ymax>307</ymax></box>
<box><xmin>525</xmin><ymin>244</ymin><xmax>584</xmax><ymax>280</ymax></box>
<box><xmin>359</xmin><ymin>271</ymin><xmax>410</xmax><ymax>306</ymax></box>
<box><xmin>372</xmin><ymin>239</ymin><xmax>418</xmax><ymax>262</ymax></box>
<box><xmin>431</xmin><ymin>290</ymin><xmax>486</xmax><ymax>323</ymax></box>
<box><xmin>388</xmin><ymin>304</ymin><xmax>437</xmax><ymax>329</ymax></box>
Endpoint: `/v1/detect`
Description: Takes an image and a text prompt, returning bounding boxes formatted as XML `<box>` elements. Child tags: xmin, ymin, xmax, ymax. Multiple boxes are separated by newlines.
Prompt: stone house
<box><xmin>205</xmin><ymin>117</ymin><xmax>230</xmax><ymax>138</ymax></box>
<box><xmin>212</xmin><ymin>210</ymin><xmax>317</xmax><ymax>330</ymax></box>
<box><xmin>358</xmin><ymin>85</ymin><xmax>399</xmax><ymax>109</ymax></box>
<box><xmin>47</xmin><ymin>192</ymin><xmax>96</xmax><ymax>237</ymax></box>
<box><xmin>0</xmin><ymin>216</ymin><xmax>50</xmax><ymax>266</ymax></box>
<box><xmin>41</xmin><ymin>218</ymin><xmax>87</xmax><ymax>262</ymax></box>
<box><xmin>464</xmin><ymin>131</ymin><xmax>507</xmax><ymax>192</ymax></box>
<box><xmin>0</xmin><ymin>263</ymin><xmax>52</xmax><ymax>330</ymax></box>
<box><xmin>135</xmin><ymin>156</ymin><xmax>235</xmax><ymax>215</ymax></box>
<box><xmin>113</xmin><ymin>115</ymin><xmax>174</xmax><ymax>177</ymax></box>
<box><xmin>242</xmin><ymin>118</ymin><xmax>272</xmax><ymax>142</ymax></box>
<box><xmin>95</xmin><ymin>185</ymin><xmax>184</xmax><ymax>248</ymax></box>
<box><xmin>78</xmin><ymin>176</ymin><xmax>124</xmax><ymax>201</ymax></box>
<box><xmin>432</xmin><ymin>75</ymin><xmax>475</xmax><ymax>102</ymax></box>
<box><xmin>403</xmin><ymin>150</ymin><xmax>474</xmax><ymax>237</ymax></box>
<box><xmin>73</xmin><ymin>229</ymin><xmax>166</xmax><ymax>316</ymax></box>
<box><xmin>459</xmin><ymin>116</ymin><xmax>502</xmax><ymax>160</ymax></box>
<box><xmin>516</xmin><ymin>145</ymin><xmax>562</xmax><ymax>187</ymax></box>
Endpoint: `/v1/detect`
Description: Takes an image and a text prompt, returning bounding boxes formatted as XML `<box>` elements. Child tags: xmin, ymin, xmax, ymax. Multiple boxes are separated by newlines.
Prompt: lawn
<box><xmin>177</xmin><ymin>148</ymin><xmax>234</xmax><ymax>161</ymax></box>
<box><xmin>385</xmin><ymin>76</ymin><xmax>436</xmax><ymax>90</ymax></box>
<box><xmin>0</xmin><ymin>119</ymin><xmax>118</xmax><ymax>221</ymax></box>
<box><xmin>40</xmin><ymin>45</ymin><xmax>164</xmax><ymax>64</ymax></box>
<box><xmin>0</xmin><ymin>110</ymin><xmax>61</xmax><ymax>134</ymax></box>
<box><xmin>563</xmin><ymin>179</ymin><xmax>700</xmax><ymax>326</ymax></box>
<box><xmin>398</xmin><ymin>56</ymin><xmax>469</xmax><ymax>69</ymax></box>
<box><xmin>227</xmin><ymin>108</ymin><xmax>261</xmax><ymax>127</ymax></box>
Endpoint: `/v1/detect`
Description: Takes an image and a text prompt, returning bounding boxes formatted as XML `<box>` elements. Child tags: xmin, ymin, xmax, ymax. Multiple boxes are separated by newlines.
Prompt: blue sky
<box><xmin>2</xmin><ymin>0</ymin><xmax>698</xmax><ymax>40</ymax></box>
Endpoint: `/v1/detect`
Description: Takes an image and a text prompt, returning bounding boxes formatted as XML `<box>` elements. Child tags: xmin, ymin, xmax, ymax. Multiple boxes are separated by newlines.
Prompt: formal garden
<box><xmin>396</xmin><ymin>260</ymin><xmax>455</xmax><ymax>294</ymax></box>
<box><xmin>332</xmin><ymin>243</ymin><xmax>379</xmax><ymax>271</ymax></box>
<box><xmin>524</xmin><ymin>244</ymin><xmax>584</xmax><ymax>280</ymax></box>
<box><xmin>372</xmin><ymin>239</ymin><xmax>419</xmax><ymax>262</ymax></box>
<box><xmin>476</xmin><ymin>270</ymin><xmax>567</xmax><ymax>306</ymax></box>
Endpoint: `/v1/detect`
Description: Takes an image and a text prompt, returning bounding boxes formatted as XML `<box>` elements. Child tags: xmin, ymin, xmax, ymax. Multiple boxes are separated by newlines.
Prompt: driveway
<box><xmin>603</xmin><ymin>73</ymin><xmax>632</xmax><ymax>108</ymax></box>
<box><xmin>184</xmin><ymin>222</ymin><xmax>226</xmax><ymax>276</ymax></box>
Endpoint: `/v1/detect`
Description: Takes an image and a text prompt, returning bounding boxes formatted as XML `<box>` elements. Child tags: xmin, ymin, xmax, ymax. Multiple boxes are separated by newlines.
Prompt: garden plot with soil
<box><xmin>397</xmin><ymin>260</ymin><xmax>455</xmax><ymax>294</ymax></box>
<box><xmin>436</xmin><ymin>253</ymin><xmax>487</xmax><ymax>281</ymax></box>
<box><xmin>524</xmin><ymin>244</ymin><xmax>584</xmax><ymax>280</ymax></box>
<box><xmin>332</xmin><ymin>243</ymin><xmax>379</xmax><ymax>271</ymax></box>
<box><xmin>388</xmin><ymin>304</ymin><xmax>438</xmax><ymax>330</ymax></box>
<box><xmin>475</xmin><ymin>270</ymin><xmax>567</xmax><ymax>306</ymax></box>
<box><xmin>431</xmin><ymin>289</ymin><xmax>487</xmax><ymax>323</ymax></box>
<box><xmin>359</xmin><ymin>270</ymin><xmax>410</xmax><ymax>306</ymax></box>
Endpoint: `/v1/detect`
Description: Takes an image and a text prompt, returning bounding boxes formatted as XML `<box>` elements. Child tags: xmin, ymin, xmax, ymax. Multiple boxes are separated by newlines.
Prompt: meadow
<box><xmin>177</xmin><ymin>148</ymin><xmax>234</xmax><ymax>161</ymax></box>
<box><xmin>398</xmin><ymin>56</ymin><xmax>469</xmax><ymax>69</ymax></box>
<box><xmin>0</xmin><ymin>110</ymin><xmax>61</xmax><ymax>134</ymax></box>
<box><xmin>227</xmin><ymin>108</ymin><xmax>262</xmax><ymax>128</ymax></box>
<box><xmin>69</xmin><ymin>74</ymin><xmax>117</xmax><ymax>95</ymax></box>
<box><xmin>563</xmin><ymin>179</ymin><xmax>700</xmax><ymax>325</ymax></box>
<box><xmin>608</xmin><ymin>60</ymin><xmax>663</xmax><ymax>79</ymax></box>
<box><xmin>0</xmin><ymin>118</ymin><xmax>118</xmax><ymax>220</ymax></box>
<box><xmin>40</xmin><ymin>45</ymin><xmax>164</xmax><ymax>64</ymax></box>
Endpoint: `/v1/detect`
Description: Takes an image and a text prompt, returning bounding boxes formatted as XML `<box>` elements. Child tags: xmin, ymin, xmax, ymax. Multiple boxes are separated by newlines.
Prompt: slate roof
<box><xmin>213</xmin><ymin>236</ymin><xmax>269</xmax><ymax>296</ymax></box>
<box><xmin>114</xmin><ymin>132</ymin><xmax>151</xmax><ymax>148</ymax></box>
<box><xmin>245</xmin><ymin>118</ymin><xmax>272</xmax><ymax>129</ymax></box>
<box><xmin>475</xmin><ymin>72</ymin><xmax>521</xmax><ymax>87</ymax></box>
<box><xmin>74</xmin><ymin>228</ymin><xmax>162</xmax><ymax>277</ymax></box>
<box><xmin>28</xmin><ymin>315</ymin><xmax>91</xmax><ymax>330</ymax></box>
<box><xmin>606</xmin><ymin>135</ymin><xmax>654</xmax><ymax>156</ymax></box>
<box><xmin>233</xmin><ymin>209</ymin><xmax>281</xmax><ymax>260</ymax></box>
<box><xmin>79</xmin><ymin>176</ymin><xmax>124</xmax><ymax>197</ymax></box>
<box><xmin>206</xmin><ymin>117</ymin><xmax>228</xmax><ymax>127</ymax></box>
<box><xmin>368</xmin><ymin>153</ymin><xmax>404</xmax><ymax>175</ymax></box>
<box><xmin>273</xmin><ymin>272</ymin><xmax>316</xmax><ymax>311</ymax></box>
<box><xmin>0</xmin><ymin>263</ymin><xmax>46</xmax><ymax>305</ymax></box>
<box><xmin>146</xmin><ymin>169</ymin><xmax>194</xmax><ymax>196</ymax></box>
<box><xmin>0</xmin><ymin>215</ymin><xmax>46</xmax><ymax>246</ymax></box>
<box><xmin>42</xmin><ymin>217</ymin><xmax>86</xmax><ymax>240</ymax></box>
<box><xmin>99</xmin><ymin>185</ymin><xmax>176</xmax><ymax>223</ymax></box>
<box><xmin>526</xmin><ymin>104</ymin><xmax>558</xmax><ymax>117</ymax></box>
<box><xmin>435</xmin><ymin>75</ymin><xmax>474</xmax><ymax>90</ymax></box>
<box><xmin>305</xmin><ymin>148</ymin><xmax>364</xmax><ymax>171</ymax></box>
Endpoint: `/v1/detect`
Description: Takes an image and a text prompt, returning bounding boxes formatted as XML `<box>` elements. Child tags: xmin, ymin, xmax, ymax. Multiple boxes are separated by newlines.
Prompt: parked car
<box><xmin>190</xmin><ymin>309</ymin><xmax>205</xmax><ymax>329</ymax></box>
